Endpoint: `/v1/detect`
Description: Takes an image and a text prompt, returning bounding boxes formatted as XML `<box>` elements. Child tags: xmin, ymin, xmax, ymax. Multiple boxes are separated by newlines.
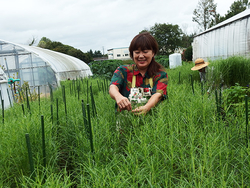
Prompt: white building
<box><xmin>107</xmin><ymin>47</ymin><xmax>130</xmax><ymax>60</ymax></box>
<box><xmin>192</xmin><ymin>8</ymin><xmax>250</xmax><ymax>61</ymax></box>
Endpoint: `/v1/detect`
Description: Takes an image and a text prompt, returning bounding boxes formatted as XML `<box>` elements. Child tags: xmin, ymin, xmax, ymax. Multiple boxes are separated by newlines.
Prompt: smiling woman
<box><xmin>109</xmin><ymin>32</ymin><xmax>168</xmax><ymax>115</ymax></box>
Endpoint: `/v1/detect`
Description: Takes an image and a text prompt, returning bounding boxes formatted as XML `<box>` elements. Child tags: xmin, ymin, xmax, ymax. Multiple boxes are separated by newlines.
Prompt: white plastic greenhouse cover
<box><xmin>0</xmin><ymin>39</ymin><xmax>92</xmax><ymax>81</ymax></box>
<box><xmin>0</xmin><ymin>39</ymin><xmax>93</xmax><ymax>100</ymax></box>
<box><xmin>192</xmin><ymin>8</ymin><xmax>250</xmax><ymax>61</ymax></box>
<box><xmin>16</xmin><ymin>43</ymin><xmax>93</xmax><ymax>80</ymax></box>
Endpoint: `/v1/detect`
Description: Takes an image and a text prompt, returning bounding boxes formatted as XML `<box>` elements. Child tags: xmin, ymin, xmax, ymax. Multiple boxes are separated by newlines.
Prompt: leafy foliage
<box><xmin>183</xmin><ymin>46</ymin><xmax>193</xmax><ymax>61</ymax></box>
<box><xmin>222</xmin><ymin>83</ymin><xmax>250</xmax><ymax>114</ymax></box>
<box><xmin>155</xmin><ymin>55</ymin><xmax>169</xmax><ymax>68</ymax></box>
<box><xmin>87</xmin><ymin>49</ymin><xmax>104</xmax><ymax>58</ymax></box>
<box><xmin>122</xmin><ymin>59</ymin><xmax>134</xmax><ymax>65</ymax></box>
<box><xmin>181</xmin><ymin>33</ymin><xmax>195</xmax><ymax>48</ymax></box>
<box><xmin>217</xmin><ymin>0</ymin><xmax>249</xmax><ymax>24</ymax></box>
<box><xmin>223</xmin><ymin>83</ymin><xmax>250</xmax><ymax>104</ymax></box>
<box><xmin>140</xmin><ymin>26</ymin><xmax>194</xmax><ymax>51</ymax></box>
<box><xmin>145</xmin><ymin>23</ymin><xmax>183</xmax><ymax>55</ymax></box>
<box><xmin>89</xmin><ymin>59</ymin><xmax>123</xmax><ymax>79</ymax></box>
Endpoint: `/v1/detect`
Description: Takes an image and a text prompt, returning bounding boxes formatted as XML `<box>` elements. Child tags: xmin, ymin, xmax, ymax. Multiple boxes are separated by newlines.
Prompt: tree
<box><xmin>87</xmin><ymin>49</ymin><xmax>103</xmax><ymax>58</ymax></box>
<box><xmin>87</xmin><ymin>49</ymin><xmax>94</xmax><ymax>57</ymax></box>
<box><xmin>227</xmin><ymin>0</ymin><xmax>248</xmax><ymax>17</ymax></box>
<box><xmin>181</xmin><ymin>33</ymin><xmax>195</xmax><ymax>48</ymax></box>
<box><xmin>37</xmin><ymin>37</ymin><xmax>52</xmax><ymax>48</ymax></box>
<box><xmin>148</xmin><ymin>23</ymin><xmax>183</xmax><ymax>55</ymax></box>
<box><xmin>217</xmin><ymin>0</ymin><xmax>249</xmax><ymax>24</ymax></box>
<box><xmin>139</xmin><ymin>29</ymin><xmax>150</xmax><ymax>33</ymax></box>
<box><xmin>93</xmin><ymin>50</ymin><xmax>103</xmax><ymax>58</ymax></box>
<box><xmin>192</xmin><ymin>0</ymin><xmax>217</xmax><ymax>31</ymax></box>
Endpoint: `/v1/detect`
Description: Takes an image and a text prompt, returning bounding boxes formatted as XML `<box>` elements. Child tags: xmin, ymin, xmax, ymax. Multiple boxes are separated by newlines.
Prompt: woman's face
<box><xmin>198</xmin><ymin>67</ymin><xmax>206</xmax><ymax>72</ymax></box>
<box><xmin>133</xmin><ymin>49</ymin><xmax>154</xmax><ymax>71</ymax></box>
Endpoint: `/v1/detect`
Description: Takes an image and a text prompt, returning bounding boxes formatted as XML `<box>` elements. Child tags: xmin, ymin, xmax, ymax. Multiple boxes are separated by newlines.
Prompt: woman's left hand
<box><xmin>132</xmin><ymin>105</ymin><xmax>150</xmax><ymax>115</ymax></box>
<box><xmin>131</xmin><ymin>93</ymin><xmax>163</xmax><ymax>115</ymax></box>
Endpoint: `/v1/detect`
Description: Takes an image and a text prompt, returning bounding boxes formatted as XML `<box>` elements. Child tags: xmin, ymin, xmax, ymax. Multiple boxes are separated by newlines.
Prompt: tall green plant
<box><xmin>207</xmin><ymin>56</ymin><xmax>250</xmax><ymax>87</ymax></box>
<box><xmin>2</xmin><ymin>63</ymin><xmax>250</xmax><ymax>187</ymax></box>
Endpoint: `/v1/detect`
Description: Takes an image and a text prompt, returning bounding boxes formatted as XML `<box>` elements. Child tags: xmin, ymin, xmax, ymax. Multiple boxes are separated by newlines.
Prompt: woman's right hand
<box><xmin>109</xmin><ymin>84</ymin><xmax>132</xmax><ymax>111</ymax></box>
<box><xmin>116</xmin><ymin>95</ymin><xmax>132</xmax><ymax>111</ymax></box>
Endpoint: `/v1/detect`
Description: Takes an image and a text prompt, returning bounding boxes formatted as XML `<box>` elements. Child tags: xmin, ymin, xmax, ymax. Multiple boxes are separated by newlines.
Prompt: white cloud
<box><xmin>0</xmin><ymin>0</ymin><xmax>237</xmax><ymax>53</ymax></box>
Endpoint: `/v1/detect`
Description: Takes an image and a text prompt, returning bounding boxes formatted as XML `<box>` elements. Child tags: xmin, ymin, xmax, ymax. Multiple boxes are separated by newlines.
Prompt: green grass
<box><xmin>0</xmin><ymin>59</ymin><xmax>250</xmax><ymax>187</ymax></box>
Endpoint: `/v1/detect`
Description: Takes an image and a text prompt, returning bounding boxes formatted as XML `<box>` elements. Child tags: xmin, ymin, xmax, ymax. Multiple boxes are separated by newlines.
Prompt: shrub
<box><xmin>222</xmin><ymin>83</ymin><xmax>250</xmax><ymax>114</ymax></box>
<box><xmin>122</xmin><ymin>59</ymin><xmax>134</xmax><ymax>65</ymax></box>
<box><xmin>223</xmin><ymin>83</ymin><xmax>249</xmax><ymax>103</ymax></box>
<box><xmin>89</xmin><ymin>60</ymin><xmax>123</xmax><ymax>80</ymax></box>
<box><xmin>155</xmin><ymin>55</ymin><xmax>169</xmax><ymax>68</ymax></box>
<box><xmin>183</xmin><ymin>46</ymin><xmax>192</xmax><ymax>61</ymax></box>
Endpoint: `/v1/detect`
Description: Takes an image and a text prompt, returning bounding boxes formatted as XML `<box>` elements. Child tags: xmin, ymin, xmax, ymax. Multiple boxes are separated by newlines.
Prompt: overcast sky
<box><xmin>0</xmin><ymin>0</ymin><xmax>237</xmax><ymax>53</ymax></box>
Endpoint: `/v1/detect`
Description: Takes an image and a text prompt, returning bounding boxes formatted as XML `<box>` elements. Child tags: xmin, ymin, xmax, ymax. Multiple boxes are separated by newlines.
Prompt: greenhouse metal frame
<box><xmin>0</xmin><ymin>39</ymin><xmax>92</xmax><ymax>107</ymax></box>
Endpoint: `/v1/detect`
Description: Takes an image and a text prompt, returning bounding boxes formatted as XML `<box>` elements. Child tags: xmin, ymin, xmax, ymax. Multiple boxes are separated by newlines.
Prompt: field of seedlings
<box><xmin>0</xmin><ymin>57</ymin><xmax>250</xmax><ymax>187</ymax></box>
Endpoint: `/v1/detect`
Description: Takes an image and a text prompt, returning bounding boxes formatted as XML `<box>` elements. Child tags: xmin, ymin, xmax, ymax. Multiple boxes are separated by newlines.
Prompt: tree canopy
<box><xmin>192</xmin><ymin>0</ymin><xmax>217</xmax><ymax>31</ymax></box>
<box><xmin>142</xmin><ymin>23</ymin><xmax>183</xmax><ymax>55</ymax></box>
<box><xmin>87</xmin><ymin>49</ymin><xmax>103</xmax><ymax>58</ymax></box>
<box><xmin>217</xmin><ymin>0</ymin><xmax>249</xmax><ymax>24</ymax></box>
<box><xmin>193</xmin><ymin>0</ymin><xmax>249</xmax><ymax>30</ymax></box>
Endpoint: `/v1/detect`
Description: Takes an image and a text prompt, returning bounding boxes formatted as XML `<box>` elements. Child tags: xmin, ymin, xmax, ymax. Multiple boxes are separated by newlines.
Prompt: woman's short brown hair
<box><xmin>129</xmin><ymin>32</ymin><xmax>159</xmax><ymax>59</ymax></box>
<box><xmin>129</xmin><ymin>32</ymin><xmax>164</xmax><ymax>77</ymax></box>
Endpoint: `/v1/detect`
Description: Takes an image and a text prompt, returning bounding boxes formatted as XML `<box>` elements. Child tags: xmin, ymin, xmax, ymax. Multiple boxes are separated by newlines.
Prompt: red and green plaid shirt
<box><xmin>110</xmin><ymin>64</ymin><xmax>168</xmax><ymax>99</ymax></box>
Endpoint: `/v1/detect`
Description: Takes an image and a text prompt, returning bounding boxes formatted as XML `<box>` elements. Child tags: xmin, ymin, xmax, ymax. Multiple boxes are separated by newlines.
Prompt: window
<box><xmin>117</xmin><ymin>54</ymin><xmax>121</xmax><ymax>57</ymax></box>
<box><xmin>125</xmin><ymin>54</ymin><xmax>129</xmax><ymax>56</ymax></box>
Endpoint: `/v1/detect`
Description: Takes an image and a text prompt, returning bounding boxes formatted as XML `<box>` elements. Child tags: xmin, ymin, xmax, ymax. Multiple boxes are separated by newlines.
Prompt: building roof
<box><xmin>107</xmin><ymin>47</ymin><xmax>128</xmax><ymax>51</ymax></box>
<box><xmin>0</xmin><ymin>39</ymin><xmax>92</xmax><ymax>75</ymax></box>
<box><xmin>195</xmin><ymin>8</ymin><xmax>250</xmax><ymax>37</ymax></box>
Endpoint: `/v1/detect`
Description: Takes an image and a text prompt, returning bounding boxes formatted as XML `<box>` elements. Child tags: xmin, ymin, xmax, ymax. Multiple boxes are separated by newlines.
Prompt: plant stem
<box><xmin>1</xmin><ymin>99</ymin><xmax>4</xmax><ymax>124</ymax></box>
<box><xmin>87</xmin><ymin>104</ymin><xmax>94</xmax><ymax>154</ymax></box>
<box><xmin>25</xmin><ymin>133</ymin><xmax>35</xmax><ymax>180</ymax></box>
<box><xmin>245</xmin><ymin>95</ymin><xmax>248</xmax><ymax>148</ymax></box>
<box><xmin>41</xmin><ymin>115</ymin><xmax>46</xmax><ymax>168</ymax></box>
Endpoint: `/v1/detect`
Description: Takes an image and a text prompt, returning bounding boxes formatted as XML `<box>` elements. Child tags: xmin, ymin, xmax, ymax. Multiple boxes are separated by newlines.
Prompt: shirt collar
<box><xmin>133</xmin><ymin>64</ymin><xmax>150</xmax><ymax>78</ymax></box>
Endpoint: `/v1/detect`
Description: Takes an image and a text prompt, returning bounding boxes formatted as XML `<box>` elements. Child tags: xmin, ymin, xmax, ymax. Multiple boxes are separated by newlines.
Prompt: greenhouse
<box><xmin>193</xmin><ymin>8</ymin><xmax>250</xmax><ymax>61</ymax></box>
<box><xmin>0</xmin><ymin>39</ymin><xmax>92</xmax><ymax>107</ymax></box>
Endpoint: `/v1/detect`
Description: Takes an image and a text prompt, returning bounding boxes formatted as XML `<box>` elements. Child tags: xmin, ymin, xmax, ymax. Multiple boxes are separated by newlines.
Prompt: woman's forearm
<box><xmin>144</xmin><ymin>93</ymin><xmax>162</xmax><ymax>111</ymax></box>
<box><xmin>109</xmin><ymin>84</ymin><xmax>121</xmax><ymax>100</ymax></box>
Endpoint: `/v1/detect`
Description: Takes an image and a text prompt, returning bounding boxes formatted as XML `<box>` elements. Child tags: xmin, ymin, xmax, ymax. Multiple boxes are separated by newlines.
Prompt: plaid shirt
<box><xmin>110</xmin><ymin>64</ymin><xmax>168</xmax><ymax>99</ymax></box>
